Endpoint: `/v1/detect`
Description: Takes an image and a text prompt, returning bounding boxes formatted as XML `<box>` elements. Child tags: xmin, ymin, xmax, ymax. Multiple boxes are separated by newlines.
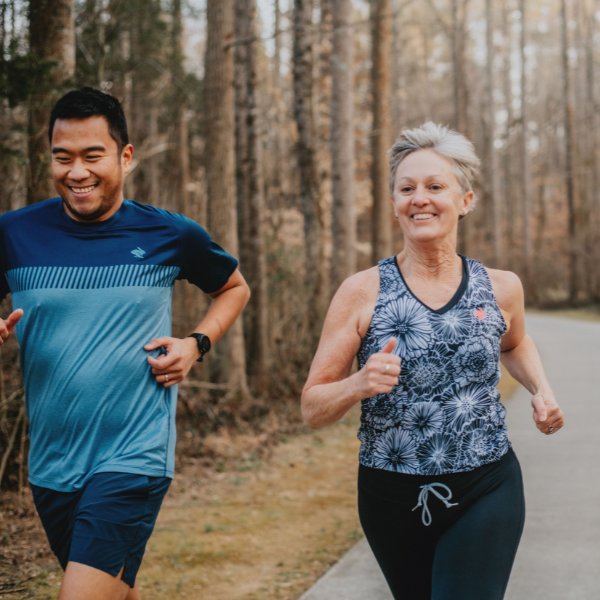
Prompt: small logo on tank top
<box><xmin>131</xmin><ymin>247</ymin><xmax>146</xmax><ymax>259</ymax></box>
<box><xmin>474</xmin><ymin>307</ymin><xmax>487</xmax><ymax>321</ymax></box>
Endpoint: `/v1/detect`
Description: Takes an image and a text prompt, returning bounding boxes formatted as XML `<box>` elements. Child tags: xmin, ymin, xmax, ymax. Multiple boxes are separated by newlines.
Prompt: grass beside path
<box><xmin>5</xmin><ymin>368</ymin><xmax>520</xmax><ymax>600</ymax></box>
<box><xmin>138</xmin><ymin>411</ymin><xmax>363</xmax><ymax>600</ymax></box>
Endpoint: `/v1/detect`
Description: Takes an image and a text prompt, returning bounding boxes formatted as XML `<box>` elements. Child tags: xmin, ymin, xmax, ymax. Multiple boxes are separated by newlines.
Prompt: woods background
<box><xmin>0</xmin><ymin>0</ymin><xmax>597</xmax><ymax>493</ymax></box>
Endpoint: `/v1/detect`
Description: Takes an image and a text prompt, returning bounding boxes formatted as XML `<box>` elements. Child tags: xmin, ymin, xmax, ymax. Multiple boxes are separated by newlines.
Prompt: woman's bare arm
<box><xmin>301</xmin><ymin>268</ymin><xmax>401</xmax><ymax>429</ymax></box>
<box><xmin>487</xmin><ymin>268</ymin><xmax>564</xmax><ymax>434</ymax></box>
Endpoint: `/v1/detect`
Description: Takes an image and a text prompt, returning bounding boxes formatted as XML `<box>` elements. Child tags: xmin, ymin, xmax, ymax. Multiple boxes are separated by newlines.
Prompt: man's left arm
<box><xmin>144</xmin><ymin>269</ymin><xmax>250</xmax><ymax>387</ymax></box>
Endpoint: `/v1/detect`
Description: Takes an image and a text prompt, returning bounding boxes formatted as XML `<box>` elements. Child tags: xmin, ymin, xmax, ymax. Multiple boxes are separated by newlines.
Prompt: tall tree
<box><xmin>234</xmin><ymin>0</ymin><xmax>251</xmax><ymax>274</ymax></box>
<box><xmin>451</xmin><ymin>0</ymin><xmax>470</xmax><ymax>256</ymax></box>
<box><xmin>560</xmin><ymin>0</ymin><xmax>577</xmax><ymax>302</ymax></box>
<box><xmin>205</xmin><ymin>0</ymin><xmax>248</xmax><ymax>391</ymax></box>
<box><xmin>330</xmin><ymin>0</ymin><xmax>355</xmax><ymax>289</ymax></box>
<box><xmin>451</xmin><ymin>0</ymin><xmax>470</xmax><ymax>135</ymax></box>
<box><xmin>501</xmin><ymin>0</ymin><xmax>515</xmax><ymax>271</ymax></box>
<box><xmin>27</xmin><ymin>0</ymin><xmax>75</xmax><ymax>204</ymax></box>
<box><xmin>370</xmin><ymin>0</ymin><xmax>393</xmax><ymax>263</ymax></box>
<box><xmin>172</xmin><ymin>0</ymin><xmax>191</xmax><ymax>217</ymax></box>
<box><xmin>293</xmin><ymin>0</ymin><xmax>327</xmax><ymax>325</ymax></box>
<box><xmin>485</xmin><ymin>0</ymin><xmax>501</xmax><ymax>268</ymax></box>
<box><xmin>519</xmin><ymin>0</ymin><xmax>533</xmax><ymax>299</ymax></box>
<box><xmin>584</xmin><ymin>0</ymin><xmax>598</xmax><ymax>299</ymax></box>
<box><xmin>235</xmin><ymin>0</ymin><xmax>269</xmax><ymax>394</ymax></box>
<box><xmin>170</xmin><ymin>0</ymin><xmax>201</xmax><ymax>340</ymax></box>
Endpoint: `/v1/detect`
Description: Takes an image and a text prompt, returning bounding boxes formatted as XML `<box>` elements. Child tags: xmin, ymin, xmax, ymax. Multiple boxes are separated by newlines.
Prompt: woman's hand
<box><xmin>357</xmin><ymin>338</ymin><xmax>401</xmax><ymax>398</ymax></box>
<box><xmin>532</xmin><ymin>392</ymin><xmax>564</xmax><ymax>435</ymax></box>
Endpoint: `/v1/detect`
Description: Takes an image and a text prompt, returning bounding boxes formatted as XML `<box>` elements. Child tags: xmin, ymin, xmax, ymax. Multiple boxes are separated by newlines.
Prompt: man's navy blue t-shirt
<box><xmin>0</xmin><ymin>198</ymin><xmax>238</xmax><ymax>492</ymax></box>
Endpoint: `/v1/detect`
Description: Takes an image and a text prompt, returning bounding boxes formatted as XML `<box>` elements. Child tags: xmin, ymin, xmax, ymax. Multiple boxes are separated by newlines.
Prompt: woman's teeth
<box><xmin>412</xmin><ymin>214</ymin><xmax>434</xmax><ymax>220</ymax></box>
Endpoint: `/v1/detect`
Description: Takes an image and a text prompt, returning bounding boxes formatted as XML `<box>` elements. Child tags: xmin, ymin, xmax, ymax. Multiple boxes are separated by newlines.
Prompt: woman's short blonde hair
<box><xmin>388</xmin><ymin>122</ymin><xmax>480</xmax><ymax>208</ymax></box>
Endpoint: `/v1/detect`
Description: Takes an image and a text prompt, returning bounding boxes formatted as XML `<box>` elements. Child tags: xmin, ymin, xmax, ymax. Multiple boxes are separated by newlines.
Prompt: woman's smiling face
<box><xmin>391</xmin><ymin>149</ymin><xmax>473</xmax><ymax>246</ymax></box>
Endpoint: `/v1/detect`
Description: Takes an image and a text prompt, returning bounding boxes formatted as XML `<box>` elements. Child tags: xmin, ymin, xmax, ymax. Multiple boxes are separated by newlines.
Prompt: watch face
<box><xmin>199</xmin><ymin>335</ymin><xmax>211</xmax><ymax>353</ymax></box>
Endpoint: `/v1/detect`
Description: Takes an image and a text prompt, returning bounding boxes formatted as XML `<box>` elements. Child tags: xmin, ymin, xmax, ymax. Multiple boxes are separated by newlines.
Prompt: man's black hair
<box><xmin>49</xmin><ymin>87</ymin><xmax>129</xmax><ymax>153</ymax></box>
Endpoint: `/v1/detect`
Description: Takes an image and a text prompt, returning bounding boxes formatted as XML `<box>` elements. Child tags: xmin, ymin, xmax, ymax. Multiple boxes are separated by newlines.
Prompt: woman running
<box><xmin>301</xmin><ymin>122</ymin><xmax>564</xmax><ymax>600</ymax></box>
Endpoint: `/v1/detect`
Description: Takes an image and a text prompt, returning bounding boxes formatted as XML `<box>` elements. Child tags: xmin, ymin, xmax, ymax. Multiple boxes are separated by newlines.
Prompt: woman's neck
<box><xmin>397</xmin><ymin>239</ymin><xmax>462</xmax><ymax>283</ymax></box>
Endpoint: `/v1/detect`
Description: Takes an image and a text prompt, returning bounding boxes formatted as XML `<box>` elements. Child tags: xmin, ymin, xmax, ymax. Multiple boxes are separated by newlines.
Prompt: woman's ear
<box><xmin>462</xmin><ymin>190</ymin><xmax>474</xmax><ymax>214</ymax></box>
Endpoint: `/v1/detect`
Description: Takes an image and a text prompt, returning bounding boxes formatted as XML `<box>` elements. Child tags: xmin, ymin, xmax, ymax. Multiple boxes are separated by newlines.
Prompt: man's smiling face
<box><xmin>51</xmin><ymin>116</ymin><xmax>133</xmax><ymax>222</ymax></box>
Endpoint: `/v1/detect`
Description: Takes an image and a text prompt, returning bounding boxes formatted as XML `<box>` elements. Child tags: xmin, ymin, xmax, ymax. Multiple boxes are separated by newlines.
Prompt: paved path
<box><xmin>300</xmin><ymin>314</ymin><xmax>600</xmax><ymax>599</ymax></box>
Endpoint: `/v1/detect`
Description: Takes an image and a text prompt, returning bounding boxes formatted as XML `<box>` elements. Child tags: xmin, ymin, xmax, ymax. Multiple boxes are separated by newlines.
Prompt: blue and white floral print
<box><xmin>429</xmin><ymin>307</ymin><xmax>473</xmax><ymax>343</ymax></box>
<box><xmin>373</xmin><ymin>428</ymin><xmax>419</xmax><ymax>473</ymax></box>
<box><xmin>403</xmin><ymin>344</ymin><xmax>452</xmax><ymax>399</ymax></box>
<box><xmin>371</xmin><ymin>296</ymin><xmax>432</xmax><ymax>358</ymax></box>
<box><xmin>363</xmin><ymin>394</ymin><xmax>406</xmax><ymax>430</ymax></box>
<box><xmin>460</xmin><ymin>420</ymin><xmax>496</xmax><ymax>468</ymax></box>
<box><xmin>452</xmin><ymin>339</ymin><xmax>499</xmax><ymax>385</ymax></box>
<box><xmin>403</xmin><ymin>402</ymin><xmax>444</xmax><ymax>440</ymax></box>
<box><xmin>443</xmin><ymin>383</ymin><xmax>493</xmax><ymax>433</ymax></box>
<box><xmin>357</xmin><ymin>256</ymin><xmax>510</xmax><ymax>475</ymax></box>
<box><xmin>417</xmin><ymin>433</ymin><xmax>458</xmax><ymax>474</ymax></box>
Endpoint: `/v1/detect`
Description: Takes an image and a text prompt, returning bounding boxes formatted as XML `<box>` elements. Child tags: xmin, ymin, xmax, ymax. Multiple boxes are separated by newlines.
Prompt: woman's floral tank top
<box><xmin>356</xmin><ymin>256</ymin><xmax>510</xmax><ymax>475</ymax></box>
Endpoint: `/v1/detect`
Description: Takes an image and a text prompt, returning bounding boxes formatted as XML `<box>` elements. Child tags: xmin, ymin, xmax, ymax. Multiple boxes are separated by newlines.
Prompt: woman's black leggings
<box><xmin>358</xmin><ymin>448</ymin><xmax>525</xmax><ymax>600</ymax></box>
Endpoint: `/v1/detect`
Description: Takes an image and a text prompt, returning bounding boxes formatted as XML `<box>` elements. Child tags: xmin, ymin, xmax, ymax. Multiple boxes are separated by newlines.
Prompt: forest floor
<box><xmin>1</xmin><ymin>370</ymin><xmax>520</xmax><ymax>600</ymax></box>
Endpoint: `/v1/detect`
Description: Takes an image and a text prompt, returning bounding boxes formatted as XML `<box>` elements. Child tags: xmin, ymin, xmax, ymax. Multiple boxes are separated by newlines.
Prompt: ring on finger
<box><xmin>549</xmin><ymin>424</ymin><xmax>554</xmax><ymax>434</ymax></box>
<box><xmin>165</xmin><ymin>374</ymin><xmax>169</xmax><ymax>383</ymax></box>
<box><xmin>384</xmin><ymin>363</ymin><xmax>390</xmax><ymax>375</ymax></box>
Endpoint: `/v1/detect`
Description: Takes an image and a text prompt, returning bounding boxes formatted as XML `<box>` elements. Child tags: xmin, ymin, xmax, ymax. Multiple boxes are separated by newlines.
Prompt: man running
<box><xmin>0</xmin><ymin>87</ymin><xmax>250</xmax><ymax>600</ymax></box>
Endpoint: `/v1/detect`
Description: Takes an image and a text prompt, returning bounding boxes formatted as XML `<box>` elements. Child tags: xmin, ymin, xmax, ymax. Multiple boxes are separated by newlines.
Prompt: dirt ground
<box><xmin>0</xmin><ymin>369</ymin><xmax>519</xmax><ymax>600</ymax></box>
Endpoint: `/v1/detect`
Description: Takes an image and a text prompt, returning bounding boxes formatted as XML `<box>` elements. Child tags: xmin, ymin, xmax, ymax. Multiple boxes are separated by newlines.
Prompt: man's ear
<box><xmin>121</xmin><ymin>144</ymin><xmax>134</xmax><ymax>174</ymax></box>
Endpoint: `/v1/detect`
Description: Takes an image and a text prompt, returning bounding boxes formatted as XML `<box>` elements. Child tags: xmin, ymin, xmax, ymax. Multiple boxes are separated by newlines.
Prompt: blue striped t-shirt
<box><xmin>0</xmin><ymin>198</ymin><xmax>238</xmax><ymax>492</ymax></box>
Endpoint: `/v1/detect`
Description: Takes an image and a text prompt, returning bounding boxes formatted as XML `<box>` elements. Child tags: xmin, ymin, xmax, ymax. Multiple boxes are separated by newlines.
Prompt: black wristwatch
<box><xmin>187</xmin><ymin>333</ymin><xmax>211</xmax><ymax>362</ymax></box>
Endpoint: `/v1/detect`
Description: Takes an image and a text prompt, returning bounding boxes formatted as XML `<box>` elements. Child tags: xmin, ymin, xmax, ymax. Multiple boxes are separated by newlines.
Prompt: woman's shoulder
<box><xmin>331</xmin><ymin>268</ymin><xmax>380</xmax><ymax>315</ymax></box>
<box><xmin>336</xmin><ymin>266</ymin><xmax>380</xmax><ymax>300</ymax></box>
<box><xmin>328</xmin><ymin>266</ymin><xmax>381</xmax><ymax>328</ymax></box>
<box><xmin>481</xmin><ymin>265</ymin><xmax>524</xmax><ymax>311</ymax></box>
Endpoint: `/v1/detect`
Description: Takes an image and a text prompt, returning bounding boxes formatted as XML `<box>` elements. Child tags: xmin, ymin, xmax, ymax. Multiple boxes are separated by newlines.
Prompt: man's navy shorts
<box><xmin>31</xmin><ymin>472</ymin><xmax>171</xmax><ymax>588</ymax></box>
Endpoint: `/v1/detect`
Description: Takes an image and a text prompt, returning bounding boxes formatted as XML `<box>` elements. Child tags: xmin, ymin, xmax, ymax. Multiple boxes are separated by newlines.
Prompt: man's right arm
<box><xmin>195</xmin><ymin>268</ymin><xmax>250</xmax><ymax>344</ymax></box>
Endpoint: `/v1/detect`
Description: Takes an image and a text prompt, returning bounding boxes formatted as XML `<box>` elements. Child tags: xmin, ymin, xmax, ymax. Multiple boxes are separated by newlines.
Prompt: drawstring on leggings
<box><xmin>412</xmin><ymin>483</ymin><xmax>458</xmax><ymax>526</ymax></box>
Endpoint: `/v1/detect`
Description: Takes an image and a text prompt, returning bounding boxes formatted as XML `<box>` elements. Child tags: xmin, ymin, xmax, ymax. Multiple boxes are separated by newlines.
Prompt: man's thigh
<box><xmin>33</xmin><ymin>472</ymin><xmax>171</xmax><ymax>590</ymax></box>
<box><xmin>59</xmin><ymin>562</ymin><xmax>131</xmax><ymax>600</ymax></box>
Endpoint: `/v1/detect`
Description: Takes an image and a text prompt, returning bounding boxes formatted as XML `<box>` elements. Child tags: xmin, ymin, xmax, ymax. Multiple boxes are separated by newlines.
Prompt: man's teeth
<box><xmin>412</xmin><ymin>214</ymin><xmax>434</xmax><ymax>220</ymax></box>
<box><xmin>71</xmin><ymin>185</ymin><xmax>96</xmax><ymax>193</ymax></box>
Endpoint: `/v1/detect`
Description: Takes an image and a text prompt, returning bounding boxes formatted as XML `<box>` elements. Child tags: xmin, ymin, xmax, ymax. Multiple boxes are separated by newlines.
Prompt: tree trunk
<box><xmin>585</xmin><ymin>1</ymin><xmax>599</xmax><ymax>299</ymax></box>
<box><xmin>172</xmin><ymin>0</ymin><xmax>190</xmax><ymax>216</ymax></box>
<box><xmin>519</xmin><ymin>0</ymin><xmax>533</xmax><ymax>301</ymax></box>
<box><xmin>205</xmin><ymin>0</ymin><xmax>248</xmax><ymax>391</ymax></box>
<box><xmin>234</xmin><ymin>0</ymin><xmax>251</xmax><ymax>274</ymax></box>
<box><xmin>451</xmin><ymin>0</ymin><xmax>470</xmax><ymax>255</ymax></box>
<box><xmin>370</xmin><ymin>0</ymin><xmax>393</xmax><ymax>264</ymax></box>
<box><xmin>170</xmin><ymin>0</ymin><xmax>201</xmax><ymax>341</ymax></box>
<box><xmin>246</xmin><ymin>1</ymin><xmax>269</xmax><ymax>395</ymax></box>
<box><xmin>122</xmin><ymin>29</ymin><xmax>135</xmax><ymax>200</ymax></box>
<box><xmin>269</xmin><ymin>0</ymin><xmax>286</xmax><ymax>205</ymax></box>
<box><xmin>148</xmin><ymin>103</ymin><xmax>160</xmax><ymax>207</ymax></box>
<box><xmin>235</xmin><ymin>0</ymin><xmax>269</xmax><ymax>395</ymax></box>
<box><xmin>27</xmin><ymin>0</ymin><xmax>75</xmax><ymax>204</ymax></box>
<box><xmin>485</xmin><ymin>0</ymin><xmax>501</xmax><ymax>268</ymax></box>
<box><xmin>501</xmin><ymin>0</ymin><xmax>515</xmax><ymax>271</ymax></box>
<box><xmin>451</xmin><ymin>0</ymin><xmax>469</xmax><ymax>135</ymax></box>
<box><xmin>293</xmin><ymin>0</ymin><xmax>328</xmax><ymax>326</ymax></box>
<box><xmin>560</xmin><ymin>0</ymin><xmax>577</xmax><ymax>302</ymax></box>
<box><xmin>392</xmin><ymin>0</ymin><xmax>406</xmax><ymax>127</ymax></box>
<box><xmin>330</xmin><ymin>0</ymin><xmax>355</xmax><ymax>290</ymax></box>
